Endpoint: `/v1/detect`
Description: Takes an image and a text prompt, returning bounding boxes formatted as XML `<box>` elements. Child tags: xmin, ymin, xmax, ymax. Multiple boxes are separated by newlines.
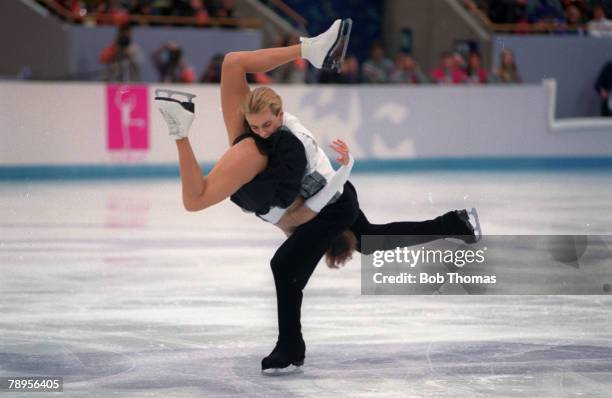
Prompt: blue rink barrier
<box><xmin>1</xmin><ymin>156</ymin><xmax>612</xmax><ymax>181</ymax></box>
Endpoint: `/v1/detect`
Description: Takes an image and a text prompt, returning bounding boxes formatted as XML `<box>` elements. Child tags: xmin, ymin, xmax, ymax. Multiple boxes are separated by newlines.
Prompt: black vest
<box><xmin>230</xmin><ymin>126</ymin><xmax>307</xmax><ymax>216</ymax></box>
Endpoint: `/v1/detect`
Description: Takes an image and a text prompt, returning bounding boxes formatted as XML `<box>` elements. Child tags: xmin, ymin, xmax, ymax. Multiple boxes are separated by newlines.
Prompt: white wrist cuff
<box><xmin>306</xmin><ymin>154</ymin><xmax>354</xmax><ymax>212</ymax></box>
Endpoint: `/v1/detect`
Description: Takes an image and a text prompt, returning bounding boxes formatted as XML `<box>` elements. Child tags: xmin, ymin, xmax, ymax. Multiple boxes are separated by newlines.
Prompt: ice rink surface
<box><xmin>1</xmin><ymin>171</ymin><xmax>611</xmax><ymax>397</ymax></box>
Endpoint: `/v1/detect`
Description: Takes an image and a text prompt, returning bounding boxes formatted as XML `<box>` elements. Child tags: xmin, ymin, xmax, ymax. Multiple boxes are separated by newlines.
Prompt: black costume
<box><xmin>230</xmin><ymin>126</ymin><xmax>475</xmax><ymax>371</ymax></box>
<box><xmin>230</xmin><ymin>127</ymin><xmax>307</xmax><ymax>217</ymax></box>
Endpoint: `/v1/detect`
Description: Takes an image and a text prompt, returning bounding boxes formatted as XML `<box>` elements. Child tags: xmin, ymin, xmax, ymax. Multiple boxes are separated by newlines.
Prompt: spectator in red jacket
<box><xmin>466</xmin><ymin>52</ymin><xmax>489</xmax><ymax>84</ymax></box>
<box><xmin>430</xmin><ymin>52</ymin><xmax>467</xmax><ymax>84</ymax></box>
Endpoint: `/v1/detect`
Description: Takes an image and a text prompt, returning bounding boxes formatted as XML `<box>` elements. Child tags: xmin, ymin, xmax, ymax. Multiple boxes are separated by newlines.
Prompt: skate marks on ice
<box><xmin>0</xmin><ymin>341</ymin><xmax>135</xmax><ymax>383</ymax></box>
<box><xmin>0</xmin><ymin>342</ymin><xmax>289</xmax><ymax>396</ymax></box>
<box><xmin>2</xmin><ymin>340</ymin><xmax>610</xmax><ymax>396</ymax></box>
<box><xmin>247</xmin><ymin>341</ymin><xmax>612</xmax><ymax>396</ymax></box>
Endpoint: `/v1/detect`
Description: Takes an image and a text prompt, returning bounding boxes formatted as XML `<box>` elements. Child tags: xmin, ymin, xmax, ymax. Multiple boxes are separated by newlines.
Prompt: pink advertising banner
<box><xmin>106</xmin><ymin>85</ymin><xmax>149</xmax><ymax>151</ymax></box>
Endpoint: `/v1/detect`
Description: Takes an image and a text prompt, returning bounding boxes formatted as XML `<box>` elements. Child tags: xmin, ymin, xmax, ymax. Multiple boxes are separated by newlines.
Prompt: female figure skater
<box><xmin>155</xmin><ymin>19</ymin><xmax>481</xmax><ymax>373</ymax></box>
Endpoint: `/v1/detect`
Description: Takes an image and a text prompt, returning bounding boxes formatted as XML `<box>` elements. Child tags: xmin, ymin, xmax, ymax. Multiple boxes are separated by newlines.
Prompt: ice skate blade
<box><xmin>469</xmin><ymin>207</ymin><xmax>482</xmax><ymax>242</ymax></box>
<box><xmin>155</xmin><ymin>89</ymin><xmax>196</xmax><ymax>113</ymax></box>
<box><xmin>444</xmin><ymin>235</ymin><xmax>478</xmax><ymax>245</ymax></box>
<box><xmin>154</xmin><ymin>88</ymin><xmax>196</xmax><ymax>103</ymax></box>
<box><xmin>261</xmin><ymin>364</ymin><xmax>304</xmax><ymax>376</ymax></box>
<box><xmin>323</xmin><ymin>18</ymin><xmax>353</xmax><ymax>72</ymax></box>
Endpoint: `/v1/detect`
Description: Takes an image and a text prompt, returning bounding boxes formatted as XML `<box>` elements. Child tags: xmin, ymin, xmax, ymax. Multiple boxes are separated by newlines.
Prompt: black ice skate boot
<box><xmin>446</xmin><ymin>208</ymin><xmax>482</xmax><ymax>244</ymax></box>
<box><xmin>261</xmin><ymin>338</ymin><xmax>306</xmax><ymax>374</ymax></box>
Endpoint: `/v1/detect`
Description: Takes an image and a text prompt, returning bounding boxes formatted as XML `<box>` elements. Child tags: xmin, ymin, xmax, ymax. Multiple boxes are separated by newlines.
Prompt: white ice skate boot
<box><xmin>300</xmin><ymin>18</ymin><xmax>352</xmax><ymax>71</ymax></box>
<box><xmin>154</xmin><ymin>89</ymin><xmax>196</xmax><ymax>140</ymax></box>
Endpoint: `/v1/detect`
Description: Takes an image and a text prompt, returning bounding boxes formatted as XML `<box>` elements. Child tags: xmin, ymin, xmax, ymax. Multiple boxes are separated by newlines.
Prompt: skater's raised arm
<box><xmin>177</xmin><ymin>138</ymin><xmax>266</xmax><ymax>212</ymax></box>
<box><xmin>220</xmin><ymin>47</ymin><xmax>302</xmax><ymax>146</ymax></box>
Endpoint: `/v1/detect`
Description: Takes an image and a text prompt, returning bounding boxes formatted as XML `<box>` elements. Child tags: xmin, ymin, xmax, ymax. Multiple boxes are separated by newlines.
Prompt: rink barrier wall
<box><xmin>2</xmin><ymin>156</ymin><xmax>612</xmax><ymax>181</ymax></box>
<box><xmin>1</xmin><ymin>81</ymin><xmax>612</xmax><ymax>180</ymax></box>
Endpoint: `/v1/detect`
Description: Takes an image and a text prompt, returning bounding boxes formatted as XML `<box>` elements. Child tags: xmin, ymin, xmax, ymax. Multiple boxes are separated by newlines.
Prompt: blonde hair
<box><xmin>241</xmin><ymin>87</ymin><xmax>282</xmax><ymax>116</ymax></box>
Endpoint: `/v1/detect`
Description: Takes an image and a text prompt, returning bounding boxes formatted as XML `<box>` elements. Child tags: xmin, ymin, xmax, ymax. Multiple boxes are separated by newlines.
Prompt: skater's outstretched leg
<box><xmin>350</xmin><ymin>208</ymin><xmax>480</xmax><ymax>254</ymax></box>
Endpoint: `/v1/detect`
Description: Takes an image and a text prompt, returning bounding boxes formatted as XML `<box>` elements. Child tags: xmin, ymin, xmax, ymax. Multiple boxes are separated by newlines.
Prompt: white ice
<box><xmin>1</xmin><ymin>172</ymin><xmax>611</xmax><ymax>397</ymax></box>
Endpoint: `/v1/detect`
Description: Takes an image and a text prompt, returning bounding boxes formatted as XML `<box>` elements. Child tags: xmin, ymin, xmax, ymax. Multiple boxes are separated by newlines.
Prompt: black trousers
<box><xmin>270</xmin><ymin>181</ymin><xmax>359</xmax><ymax>342</ymax></box>
<box><xmin>349</xmin><ymin>202</ymin><xmax>467</xmax><ymax>255</ymax></box>
<box><xmin>270</xmin><ymin>181</ymin><xmax>466</xmax><ymax>343</ymax></box>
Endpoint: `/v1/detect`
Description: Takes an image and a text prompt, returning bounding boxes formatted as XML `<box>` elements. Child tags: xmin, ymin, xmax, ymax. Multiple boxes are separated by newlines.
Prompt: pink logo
<box><xmin>106</xmin><ymin>85</ymin><xmax>149</xmax><ymax>151</ymax></box>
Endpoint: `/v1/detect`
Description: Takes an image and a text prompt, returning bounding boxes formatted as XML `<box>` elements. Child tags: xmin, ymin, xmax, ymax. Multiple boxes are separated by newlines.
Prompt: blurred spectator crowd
<box><xmin>471</xmin><ymin>0</ymin><xmax>612</xmax><ymax>36</ymax></box>
<box><xmin>51</xmin><ymin>0</ymin><xmax>237</xmax><ymax>25</ymax></box>
<box><xmin>319</xmin><ymin>44</ymin><xmax>522</xmax><ymax>85</ymax></box>
<box><xmin>318</xmin><ymin>43</ymin><xmax>521</xmax><ymax>85</ymax></box>
<box><xmin>102</xmin><ymin>28</ymin><xmax>523</xmax><ymax>85</ymax></box>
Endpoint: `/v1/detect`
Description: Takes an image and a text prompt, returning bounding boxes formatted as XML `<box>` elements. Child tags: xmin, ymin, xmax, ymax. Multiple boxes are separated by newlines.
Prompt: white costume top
<box><xmin>283</xmin><ymin>111</ymin><xmax>341</xmax><ymax>194</ymax></box>
<box><xmin>257</xmin><ymin>112</ymin><xmax>351</xmax><ymax>224</ymax></box>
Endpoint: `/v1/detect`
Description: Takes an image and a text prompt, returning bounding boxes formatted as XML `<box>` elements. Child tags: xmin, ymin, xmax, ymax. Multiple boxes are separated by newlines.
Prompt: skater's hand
<box><xmin>601</xmin><ymin>89</ymin><xmax>609</xmax><ymax>100</ymax></box>
<box><xmin>330</xmin><ymin>139</ymin><xmax>350</xmax><ymax>165</ymax></box>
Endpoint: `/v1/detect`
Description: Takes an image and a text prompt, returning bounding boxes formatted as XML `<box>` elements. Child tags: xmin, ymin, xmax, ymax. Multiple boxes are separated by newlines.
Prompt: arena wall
<box><xmin>1</xmin><ymin>81</ymin><xmax>611</xmax><ymax>177</ymax></box>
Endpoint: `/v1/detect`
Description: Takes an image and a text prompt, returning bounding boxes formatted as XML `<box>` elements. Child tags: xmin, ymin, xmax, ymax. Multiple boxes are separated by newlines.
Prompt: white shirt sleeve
<box><xmin>257</xmin><ymin>206</ymin><xmax>287</xmax><ymax>224</ymax></box>
<box><xmin>305</xmin><ymin>154</ymin><xmax>354</xmax><ymax>212</ymax></box>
